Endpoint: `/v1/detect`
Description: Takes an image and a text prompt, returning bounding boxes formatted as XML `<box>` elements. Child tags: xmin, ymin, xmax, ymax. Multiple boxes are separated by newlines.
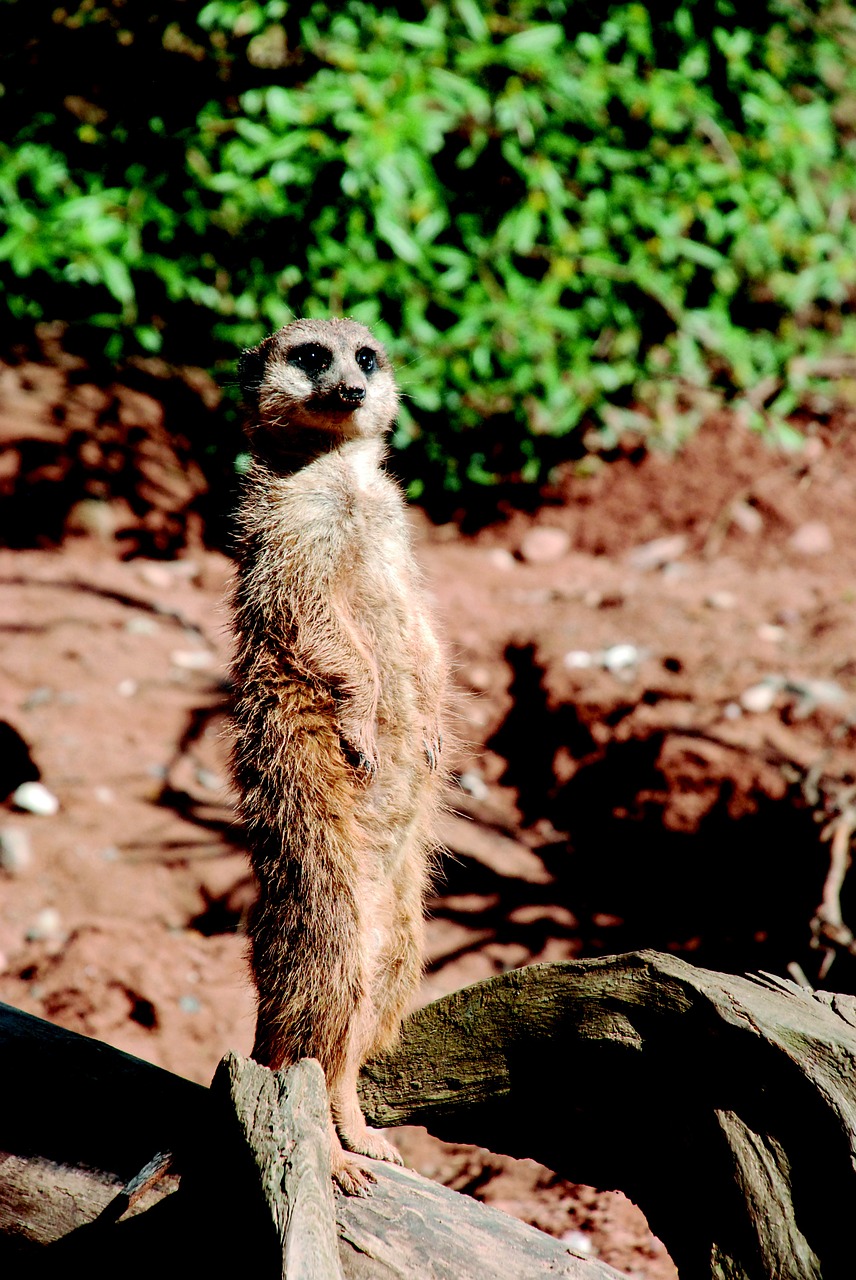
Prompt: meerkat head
<box><xmin>238</xmin><ymin>318</ymin><xmax>399</xmax><ymax>464</ymax></box>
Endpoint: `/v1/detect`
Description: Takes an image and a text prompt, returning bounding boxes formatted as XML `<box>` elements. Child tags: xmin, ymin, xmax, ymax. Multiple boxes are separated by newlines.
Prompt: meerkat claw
<box><xmin>332</xmin><ymin>1155</ymin><xmax>377</xmax><ymax>1197</ymax></box>
<box><xmin>423</xmin><ymin>733</ymin><xmax>443</xmax><ymax>770</ymax></box>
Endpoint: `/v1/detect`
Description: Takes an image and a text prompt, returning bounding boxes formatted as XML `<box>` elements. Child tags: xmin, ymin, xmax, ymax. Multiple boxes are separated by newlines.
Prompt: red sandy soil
<box><xmin>4</xmin><ymin>358</ymin><xmax>856</xmax><ymax>1276</ymax></box>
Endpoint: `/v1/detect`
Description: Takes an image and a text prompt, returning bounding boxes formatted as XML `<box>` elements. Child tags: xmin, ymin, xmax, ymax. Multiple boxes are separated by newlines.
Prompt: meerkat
<box><xmin>230</xmin><ymin>317</ymin><xmax>447</xmax><ymax>1195</ymax></box>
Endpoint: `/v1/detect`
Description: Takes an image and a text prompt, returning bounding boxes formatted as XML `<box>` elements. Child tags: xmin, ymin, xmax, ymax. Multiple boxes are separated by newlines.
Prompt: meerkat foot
<box><xmin>340</xmin><ymin>1125</ymin><xmax>404</xmax><ymax>1166</ymax></box>
<box><xmin>331</xmin><ymin>1148</ymin><xmax>377</xmax><ymax>1197</ymax></box>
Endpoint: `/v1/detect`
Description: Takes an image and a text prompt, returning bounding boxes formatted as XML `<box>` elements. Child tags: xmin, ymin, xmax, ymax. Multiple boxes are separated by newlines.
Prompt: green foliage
<box><xmin>2</xmin><ymin>0</ymin><xmax>856</xmax><ymax>503</ymax></box>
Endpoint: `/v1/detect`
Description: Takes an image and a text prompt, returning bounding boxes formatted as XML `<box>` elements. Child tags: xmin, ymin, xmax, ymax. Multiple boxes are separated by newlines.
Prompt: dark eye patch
<box><xmin>356</xmin><ymin>347</ymin><xmax>377</xmax><ymax>374</ymax></box>
<box><xmin>287</xmin><ymin>343</ymin><xmax>333</xmax><ymax>377</ymax></box>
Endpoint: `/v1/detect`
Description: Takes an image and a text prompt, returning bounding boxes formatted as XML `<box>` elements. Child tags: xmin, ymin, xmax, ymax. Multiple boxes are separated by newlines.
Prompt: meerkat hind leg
<box><xmin>332</xmin><ymin>1070</ymin><xmax>404</xmax><ymax>1167</ymax></box>
<box><xmin>330</xmin><ymin>1008</ymin><xmax>404</xmax><ymax>1169</ymax></box>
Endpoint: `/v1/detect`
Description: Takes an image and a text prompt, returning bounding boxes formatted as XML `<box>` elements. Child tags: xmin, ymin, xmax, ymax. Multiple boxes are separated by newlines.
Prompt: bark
<box><xmin>360</xmin><ymin>951</ymin><xmax>856</xmax><ymax>1279</ymax></box>
<box><xmin>3</xmin><ymin>951</ymin><xmax>856</xmax><ymax>1277</ymax></box>
<box><xmin>0</xmin><ymin>1000</ymin><xmax>618</xmax><ymax>1278</ymax></box>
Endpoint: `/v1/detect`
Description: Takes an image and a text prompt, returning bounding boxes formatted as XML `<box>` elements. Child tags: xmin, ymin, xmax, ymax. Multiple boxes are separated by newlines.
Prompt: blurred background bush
<box><xmin>3</xmin><ymin>0</ymin><xmax>856</xmax><ymax>511</ymax></box>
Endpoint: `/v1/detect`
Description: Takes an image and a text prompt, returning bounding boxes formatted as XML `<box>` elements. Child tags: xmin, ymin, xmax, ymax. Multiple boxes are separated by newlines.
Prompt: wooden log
<box><xmin>0</xmin><ymin>999</ymin><xmax>620</xmax><ymax>1277</ymax></box>
<box><xmin>359</xmin><ymin>951</ymin><xmax>856</xmax><ymax>1280</ymax></box>
<box><xmin>211</xmin><ymin>1053</ymin><xmax>344</xmax><ymax>1280</ymax></box>
<box><xmin>0</xmin><ymin>999</ymin><xmax>207</xmax><ymax>1251</ymax></box>
<box><xmin>333</xmin><ymin>1160</ymin><xmax>628</xmax><ymax>1279</ymax></box>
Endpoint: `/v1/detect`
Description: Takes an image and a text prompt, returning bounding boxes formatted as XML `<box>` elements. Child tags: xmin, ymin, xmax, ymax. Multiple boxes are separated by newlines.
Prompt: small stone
<box><xmin>562</xmin><ymin>1229</ymin><xmax>594</xmax><ymax>1256</ymax></box>
<box><xmin>457</xmin><ymin>771</ymin><xmax>489</xmax><ymax>801</ymax></box>
<box><xmin>740</xmin><ymin>681</ymin><xmax>781</xmax><ymax>713</ymax></box>
<box><xmin>564</xmin><ymin>650</ymin><xmax>594</xmax><ymax>670</ymax></box>
<box><xmin>137</xmin><ymin>563</ymin><xmax>175</xmax><ymax>590</ymax></box>
<box><xmin>117</xmin><ymin>679</ymin><xmax>138</xmax><ymax>697</ymax></box>
<box><xmin>518</xmin><ymin>526</ymin><xmax>570</xmax><ymax>564</ymax></box>
<box><xmin>124</xmin><ymin>616</ymin><xmax>159</xmax><ymax>636</ymax></box>
<box><xmin>757</xmin><ymin>623</ymin><xmax>785</xmax><ymax>644</ymax></box>
<box><xmin>730</xmin><ymin>501</ymin><xmax>764</xmax><ymax>535</ymax></box>
<box><xmin>195</xmin><ymin>768</ymin><xmax>224</xmax><ymax>792</ymax></box>
<box><xmin>11</xmin><ymin>782</ymin><xmax>59</xmax><ymax>816</ymax></box>
<box><xmin>171</xmin><ymin>649</ymin><xmax>217</xmax><ymax>671</ymax></box>
<box><xmin>626</xmin><ymin>533</ymin><xmax>688</xmax><ymax>572</ymax></box>
<box><xmin>0</xmin><ymin>827</ymin><xmax>32</xmax><ymax>874</ymax></box>
<box><xmin>464</xmin><ymin>665</ymin><xmax>491</xmax><ymax>692</ymax></box>
<box><xmin>137</xmin><ymin>559</ymin><xmax>200</xmax><ymax>587</ymax></box>
<box><xmin>786</xmin><ymin>678</ymin><xmax>848</xmax><ymax>715</ymax></box>
<box><xmin>22</xmin><ymin>687</ymin><xmax>54</xmax><ymax>710</ymax></box>
<box><xmin>65</xmin><ymin>499</ymin><xmax>120</xmax><ymax>540</ymax></box>
<box><xmin>724</xmin><ymin>702</ymin><xmax>742</xmax><ymax>720</ymax></box>
<box><xmin>94</xmin><ymin>786</ymin><xmax>115</xmax><ymax>804</ymax></box>
<box><xmin>705</xmin><ymin>591</ymin><xmax>737</xmax><ymax>610</ymax></box>
<box><xmin>484</xmin><ymin>548</ymin><xmax>516</xmax><ymax>571</ymax></box>
<box><xmin>601</xmin><ymin>643</ymin><xmax>643</xmax><ymax>674</ymax></box>
<box><xmin>27</xmin><ymin>906</ymin><xmax>63</xmax><ymax>942</ymax></box>
<box><xmin>179</xmin><ymin>994</ymin><xmax>201</xmax><ymax>1014</ymax></box>
<box><xmin>789</xmin><ymin>521</ymin><xmax>833</xmax><ymax>556</ymax></box>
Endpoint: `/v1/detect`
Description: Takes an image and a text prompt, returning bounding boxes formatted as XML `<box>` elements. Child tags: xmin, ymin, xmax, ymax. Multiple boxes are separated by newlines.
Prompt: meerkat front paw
<box><xmin>338</xmin><ymin>717</ymin><xmax>379</xmax><ymax>778</ymax></box>
<box><xmin>423</xmin><ymin>728</ymin><xmax>443</xmax><ymax>771</ymax></box>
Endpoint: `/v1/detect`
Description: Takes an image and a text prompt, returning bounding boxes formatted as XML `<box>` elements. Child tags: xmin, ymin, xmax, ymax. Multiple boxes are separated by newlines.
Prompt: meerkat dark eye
<box><xmin>288</xmin><ymin>343</ymin><xmax>333</xmax><ymax>377</ymax></box>
<box><xmin>355</xmin><ymin>347</ymin><xmax>377</xmax><ymax>374</ymax></box>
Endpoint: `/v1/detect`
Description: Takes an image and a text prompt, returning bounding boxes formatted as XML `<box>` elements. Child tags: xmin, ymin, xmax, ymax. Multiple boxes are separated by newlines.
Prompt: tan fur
<box><xmin>230</xmin><ymin>318</ymin><xmax>447</xmax><ymax>1194</ymax></box>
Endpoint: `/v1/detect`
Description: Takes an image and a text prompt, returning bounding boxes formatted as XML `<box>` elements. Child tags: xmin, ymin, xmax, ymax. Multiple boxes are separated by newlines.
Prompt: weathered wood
<box><xmin>334</xmin><ymin>1160</ymin><xmax>626</xmax><ymax>1279</ymax></box>
<box><xmin>0</xmin><ymin>999</ymin><xmax>619</xmax><ymax>1277</ymax></box>
<box><xmin>0</xmin><ymin>1000</ymin><xmax>206</xmax><ymax>1250</ymax></box>
<box><xmin>359</xmin><ymin>951</ymin><xmax>856</xmax><ymax>1280</ymax></box>
<box><xmin>7</xmin><ymin>951</ymin><xmax>856</xmax><ymax>1277</ymax></box>
<box><xmin>211</xmin><ymin>1053</ymin><xmax>344</xmax><ymax>1280</ymax></box>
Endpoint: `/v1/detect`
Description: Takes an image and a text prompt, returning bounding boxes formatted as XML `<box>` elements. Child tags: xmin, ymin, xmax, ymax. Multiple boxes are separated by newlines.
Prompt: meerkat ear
<box><xmin>238</xmin><ymin>337</ymin><xmax>273</xmax><ymax>409</ymax></box>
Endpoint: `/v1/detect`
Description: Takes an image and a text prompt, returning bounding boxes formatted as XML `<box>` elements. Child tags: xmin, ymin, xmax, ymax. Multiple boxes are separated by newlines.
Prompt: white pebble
<box><xmin>124</xmin><ymin>616</ymin><xmax>159</xmax><ymax>635</ymax></box>
<box><xmin>0</xmin><ymin>827</ymin><xmax>32</xmax><ymax>874</ymax></box>
<box><xmin>564</xmin><ymin>650</ymin><xmax>594</xmax><ymax>670</ymax></box>
<box><xmin>562</xmin><ymin>1229</ymin><xmax>594</xmax><ymax>1256</ymax></box>
<box><xmin>27</xmin><ymin>907</ymin><xmax>63</xmax><ymax>942</ymax></box>
<box><xmin>601</xmin><ymin>643</ymin><xmax>642</xmax><ymax>674</ymax></box>
<box><xmin>117</xmin><ymin>679</ymin><xmax>138</xmax><ymax>697</ymax></box>
<box><xmin>484</xmin><ymin>548</ymin><xmax>516</xmax><ymax>571</ymax></box>
<box><xmin>626</xmin><ymin>533</ymin><xmax>688</xmax><ymax>572</ymax></box>
<box><xmin>195</xmin><ymin>768</ymin><xmax>224</xmax><ymax>792</ymax></box>
<box><xmin>12</xmin><ymin>781</ymin><xmax>59</xmax><ymax>816</ymax></box>
<box><xmin>458</xmin><ymin>771</ymin><xmax>489</xmax><ymax>801</ymax></box>
<box><xmin>171</xmin><ymin>649</ymin><xmax>217</xmax><ymax>671</ymax></box>
<box><xmin>730</xmin><ymin>501</ymin><xmax>764</xmax><ymax>535</ymax></box>
<box><xmin>789</xmin><ymin>520</ymin><xmax>833</xmax><ymax>556</ymax></box>
<box><xmin>518</xmin><ymin>526</ymin><xmax>570</xmax><ymax>564</ymax></box>
<box><xmin>705</xmin><ymin>591</ymin><xmax>737</xmax><ymax>610</ymax></box>
<box><xmin>740</xmin><ymin>682</ymin><xmax>779</xmax><ymax>713</ymax></box>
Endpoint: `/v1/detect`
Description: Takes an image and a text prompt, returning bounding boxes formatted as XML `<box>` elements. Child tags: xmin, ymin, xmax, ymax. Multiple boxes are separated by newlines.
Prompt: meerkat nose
<box><xmin>337</xmin><ymin>384</ymin><xmax>366</xmax><ymax>407</ymax></box>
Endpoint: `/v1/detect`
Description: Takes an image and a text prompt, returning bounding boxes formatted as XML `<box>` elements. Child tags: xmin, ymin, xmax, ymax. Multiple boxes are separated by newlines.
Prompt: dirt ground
<box><xmin>3</xmin><ymin>358</ymin><xmax>856</xmax><ymax>1276</ymax></box>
